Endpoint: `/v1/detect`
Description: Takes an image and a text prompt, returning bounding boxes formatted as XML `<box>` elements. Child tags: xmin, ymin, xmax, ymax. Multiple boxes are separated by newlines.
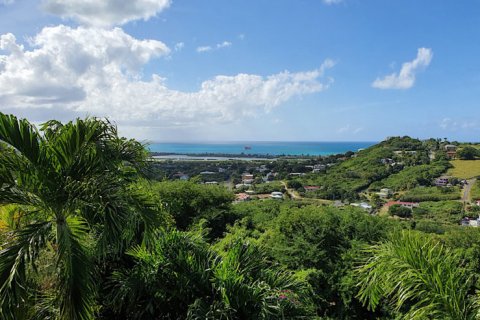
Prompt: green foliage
<box><xmin>357</xmin><ymin>230</ymin><xmax>478</xmax><ymax>319</ymax></box>
<box><xmin>258</xmin><ymin>205</ymin><xmax>396</xmax><ymax>317</ymax></box>
<box><xmin>457</xmin><ymin>146</ymin><xmax>480</xmax><ymax>160</ymax></box>
<box><xmin>253</xmin><ymin>181</ymin><xmax>285</xmax><ymax>194</ymax></box>
<box><xmin>375</xmin><ymin>161</ymin><xmax>450</xmax><ymax>191</ymax></box>
<box><xmin>471</xmin><ymin>180</ymin><xmax>480</xmax><ymax>201</ymax></box>
<box><xmin>0</xmin><ymin>113</ymin><xmax>161</xmax><ymax>319</ymax></box>
<box><xmin>106</xmin><ymin>229</ymin><xmax>315</xmax><ymax>319</ymax></box>
<box><xmin>152</xmin><ymin>180</ymin><xmax>234</xmax><ymax>237</ymax></box>
<box><xmin>388</xmin><ymin>204</ymin><xmax>412</xmax><ymax>218</ymax></box>
<box><xmin>412</xmin><ymin>201</ymin><xmax>463</xmax><ymax>224</ymax></box>
<box><xmin>399</xmin><ymin>186</ymin><xmax>461</xmax><ymax>202</ymax></box>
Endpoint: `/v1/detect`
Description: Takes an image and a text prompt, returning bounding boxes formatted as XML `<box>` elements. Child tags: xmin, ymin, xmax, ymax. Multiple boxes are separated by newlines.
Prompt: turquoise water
<box><xmin>148</xmin><ymin>141</ymin><xmax>376</xmax><ymax>156</ymax></box>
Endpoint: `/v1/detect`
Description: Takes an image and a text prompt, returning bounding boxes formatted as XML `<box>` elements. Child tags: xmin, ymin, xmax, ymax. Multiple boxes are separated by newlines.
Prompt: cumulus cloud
<box><xmin>196</xmin><ymin>41</ymin><xmax>232</xmax><ymax>53</ymax></box>
<box><xmin>42</xmin><ymin>0</ymin><xmax>171</xmax><ymax>27</ymax></box>
<box><xmin>372</xmin><ymin>48</ymin><xmax>433</xmax><ymax>89</ymax></box>
<box><xmin>0</xmin><ymin>26</ymin><xmax>334</xmax><ymax>128</ymax></box>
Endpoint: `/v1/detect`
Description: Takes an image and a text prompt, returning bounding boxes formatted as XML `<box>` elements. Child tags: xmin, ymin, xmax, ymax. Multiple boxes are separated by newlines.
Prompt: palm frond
<box><xmin>0</xmin><ymin>221</ymin><xmax>52</xmax><ymax>320</ymax></box>
<box><xmin>55</xmin><ymin>216</ymin><xmax>94</xmax><ymax>320</ymax></box>
<box><xmin>0</xmin><ymin>113</ymin><xmax>42</xmax><ymax>166</ymax></box>
<box><xmin>356</xmin><ymin>230</ymin><xmax>477</xmax><ymax>320</ymax></box>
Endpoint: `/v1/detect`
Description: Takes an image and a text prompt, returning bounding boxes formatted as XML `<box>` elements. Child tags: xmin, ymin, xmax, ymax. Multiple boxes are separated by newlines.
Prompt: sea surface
<box><xmin>148</xmin><ymin>141</ymin><xmax>377</xmax><ymax>156</ymax></box>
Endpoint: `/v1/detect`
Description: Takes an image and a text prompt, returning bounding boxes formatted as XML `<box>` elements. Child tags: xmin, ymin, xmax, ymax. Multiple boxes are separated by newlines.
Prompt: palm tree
<box><xmin>107</xmin><ymin>229</ymin><xmax>315</xmax><ymax>319</ymax></box>
<box><xmin>0</xmin><ymin>113</ymin><xmax>157</xmax><ymax>319</ymax></box>
<box><xmin>356</xmin><ymin>230</ymin><xmax>479</xmax><ymax>320</ymax></box>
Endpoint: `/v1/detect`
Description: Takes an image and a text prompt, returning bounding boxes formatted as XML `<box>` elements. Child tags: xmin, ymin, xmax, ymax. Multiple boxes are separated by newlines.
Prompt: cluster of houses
<box><xmin>234</xmin><ymin>191</ymin><xmax>284</xmax><ymax>202</ymax></box>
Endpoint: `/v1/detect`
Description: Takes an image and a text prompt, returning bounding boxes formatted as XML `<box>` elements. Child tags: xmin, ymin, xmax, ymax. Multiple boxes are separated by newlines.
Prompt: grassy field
<box><xmin>447</xmin><ymin>160</ymin><xmax>480</xmax><ymax>179</ymax></box>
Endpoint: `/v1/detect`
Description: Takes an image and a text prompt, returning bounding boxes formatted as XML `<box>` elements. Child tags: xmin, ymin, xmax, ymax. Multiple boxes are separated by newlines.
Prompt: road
<box><xmin>281</xmin><ymin>181</ymin><xmax>301</xmax><ymax>199</ymax></box>
<box><xmin>462</xmin><ymin>178</ymin><xmax>477</xmax><ymax>202</ymax></box>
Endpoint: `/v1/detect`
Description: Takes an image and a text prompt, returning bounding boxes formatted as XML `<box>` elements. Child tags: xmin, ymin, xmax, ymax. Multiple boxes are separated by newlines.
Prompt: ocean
<box><xmin>148</xmin><ymin>141</ymin><xmax>376</xmax><ymax>156</ymax></box>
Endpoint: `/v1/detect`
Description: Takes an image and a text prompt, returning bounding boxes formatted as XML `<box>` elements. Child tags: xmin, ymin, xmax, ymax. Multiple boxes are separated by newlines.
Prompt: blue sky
<box><xmin>0</xmin><ymin>0</ymin><xmax>479</xmax><ymax>142</ymax></box>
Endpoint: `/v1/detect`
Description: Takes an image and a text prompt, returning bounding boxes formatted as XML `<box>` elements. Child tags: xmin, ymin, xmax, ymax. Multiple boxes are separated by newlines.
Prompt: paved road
<box><xmin>462</xmin><ymin>178</ymin><xmax>477</xmax><ymax>202</ymax></box>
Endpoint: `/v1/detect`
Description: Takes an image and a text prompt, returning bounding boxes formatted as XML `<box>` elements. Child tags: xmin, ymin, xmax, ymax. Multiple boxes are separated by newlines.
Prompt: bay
<box><xmin>148</xmin><ymin>141</ymin><xmax>377</xmax><ymax>156</ymax></box>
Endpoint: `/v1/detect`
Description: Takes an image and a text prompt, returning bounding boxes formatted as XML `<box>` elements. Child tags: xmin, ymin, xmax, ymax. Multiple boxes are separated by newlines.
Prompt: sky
<box><xmin>0</xmin><ymin>0</ymin><xmax>479</xmax><ymax>142</ymax></box>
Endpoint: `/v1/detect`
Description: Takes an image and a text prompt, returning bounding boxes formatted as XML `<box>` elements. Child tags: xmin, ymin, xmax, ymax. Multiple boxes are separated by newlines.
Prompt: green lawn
<box><xmin>447</xmin><ymin>160</ymin><xmax>480</xmax><ymax>179</ymax></box>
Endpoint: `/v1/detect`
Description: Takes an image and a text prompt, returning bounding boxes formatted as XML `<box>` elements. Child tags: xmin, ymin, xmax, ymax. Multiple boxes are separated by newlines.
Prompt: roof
<box><xmin>304</xmin><ymin>186</ymin><xmax>320</xmax><ymax>190</ymax></box>
<box><xmin>235</xmin><ymin>193</ymin><xmax>250</xmax><ymax>200</ymax></box>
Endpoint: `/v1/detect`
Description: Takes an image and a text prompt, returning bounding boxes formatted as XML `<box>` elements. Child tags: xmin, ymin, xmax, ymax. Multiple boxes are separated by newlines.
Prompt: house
<box><xmin>235</xmin><ymin>193</ymin><xmax>250</xmax><ymax>202</ymax></box>
<box><xmin>242</xmin><ymin>173</ymin><xmax>254</xmax><ymax>184</ymax></box>
<box><xmin>445</xmin><ymin>144</ymin><xmax>457</xmax><ymax>159</ymax></box>
<box><xmin>289</xmin><ymin>173</ymin><xmax>305</xmax><ymax>177</ymax></box>
<box><xmin>205</xmin><ymin>181</ymin><xmax>218</xmax><ymax>185</ymax></box>
<box><xmin>351</xmin><ymin>202</ymin><xmax>373</xmax><ymax>212</ymax></box>
<box><xmin>434</xmin><ymin>177</ymin><xmax>449</xmax><ymax>187</ymax></box>
<box><xmin>386</xmin><ymin>201</ymin><xmax>419</xmax><ymax>209</ymax></box>
<box><xmin>470</xmin><ymin>219</ymin><xmax>480</xmax><ymax>227</ymax></box>
<box><xmin>200</xmin><ymin>171</ymin><xmax>216</xmax><ymax>175</ymax></box>
<box><xmin>304</xmin><ymin>186</ymin><xmax>320</xmax><ymax>192</ymax></box>
<box><xmin>380</xmin><ymin>158</ymin><xmax>394</xmax><ymax>165</ymax></box>
<box><xmin>460</xmin><ymin>217</ymin><xmax>480</xmax><ymax>227</ymax></box>
<box><xmin>461</xmin><ymin>218</ymin><xmax>470</xmax><ymax>226</ymax></box>
<box><xmin>312</xmin><ymin>164</ymin><xmax>326</xmax><ymax>173</ymax></box>
<box><xmin>271</xmin><ymin>191</ymin><xmax>283</xmax><ymax>199</ymax></box>
<box><xmin>173</xmin><ymin>172</ymin><xmax>189</xmax><ymax>180</ymax></box>
<box><xmin>393</xmin><ymin>150</ymin><xmax>417</xmax><ymax>155</ymax></box>
<box><xmin>218</xmin><ymin>167</ymin><xmax>226</xmax><ymax>173</ymax></box>
<box><xmin>376</xmin><ymin>188</ymin><xmax>392</xmax><ymax>198</ymax></box>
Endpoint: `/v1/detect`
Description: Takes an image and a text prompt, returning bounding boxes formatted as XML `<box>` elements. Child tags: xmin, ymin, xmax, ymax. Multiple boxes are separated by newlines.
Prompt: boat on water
<box><xmin>244</xmin><ymin>145</ymin><xmax>252</xmax><ymax>150</ymax></box>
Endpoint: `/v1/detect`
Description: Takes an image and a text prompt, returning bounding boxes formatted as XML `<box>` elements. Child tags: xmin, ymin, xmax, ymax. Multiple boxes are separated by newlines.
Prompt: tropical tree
<box><xmin>0</xmin><ymin>113</ymin><xmax>160</xmax><ymax>319</ymax></box>
<box><xmin>107</xmin><ymin>229</ymin><xmax>315</xmax><ymax>319</ymax></box>
<box><xmin>356</xmin><ymin>230</ymin><xmax>479</xmax><ymax>319</ymax></box>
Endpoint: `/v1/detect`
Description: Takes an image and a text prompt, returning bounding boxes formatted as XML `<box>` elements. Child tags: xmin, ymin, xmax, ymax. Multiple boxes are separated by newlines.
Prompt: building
<box><xmin>271</xmin><ymin>191</ymin><xmax>283</xmax><ymax>199</ymax></box>
<box><xmin>242</xmin><ymin>173</ymin><xmax>254</xmax><ymax>184</ymax></box>
<box><xmin>304</xmin><ymin>186</ymin><xmax>320</xmax><ymax>192</ymax></box>
<box><xmin>351</xmin><ymin>202</ymin><xmax>373</xmax><ymax>212</ymax></box>
<box><xmin>235</xmin><ymin>193</ymin><xmax>250</xmax><ymax>202</ymax></box>
<box><xmin>434</xmin><ymin>177</ymin><xmax>449</xmax><ymax>187</ymax></box>
<box><xmin>205</xmin><ymin>181</ymin><xmax>218</xmax><ymax>185</ymax></box>
<box><xmin>376</xmin><ymin>188</ymin><xmax>393</xmax><ymax>198</ymax></box>
<box><xmin>444</xmin><ymin>144</ymin><xmax>457</xmax><ymax>159</ymax></box>
<box><xmin>386</xmin><ymin>201</ymin><xmax>419</xmax><ymax>209</ymax></box>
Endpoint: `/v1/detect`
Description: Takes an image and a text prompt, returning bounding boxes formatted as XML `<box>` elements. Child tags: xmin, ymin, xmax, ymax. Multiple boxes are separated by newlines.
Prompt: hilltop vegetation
<box><xmin>295</xmin><ymin>136</ymin><xmax>448</xmax><ymax>200</ymax></box>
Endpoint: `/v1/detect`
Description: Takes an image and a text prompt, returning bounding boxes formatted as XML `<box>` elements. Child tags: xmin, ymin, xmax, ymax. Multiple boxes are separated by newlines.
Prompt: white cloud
<box><xmin>196</xmin><ymin>40</ymin><xmax>232</xmax><ymax>53</ymax></box>
<box><xmin>196</xmin><ymin>46</ymin><xmax>212</xmax><ymax>53</ymax></box>
<box><xmin>216</xmin><ymin>41</ymin><xmax>231</xmax><ymax>48</ymax></box>
<box><xmin>0</xmin><ymin>26</ymin><xmax>335</xmax><ymax>129</ymax></box>
<box><xmin>42</xmin><ymin>0</ymin><xmax>171</xmax><ymax>27</ymax></box>
<box><xmin>323</xmin><ymin>0</ymin><xmax>342</xmax><ymax>5</ymax></box>
<box><xmin>372</xmin><ymin>48</ymin><xmax>433</xmax><ymax>90</ymax></box>
<box><xmin>440</xmin><ymin>118</ymin><xmax>479</xmax><ymax>131</ymax></box>
<box><xmin>174</xmin><ymin>42</ymin><xmax>184</xmax><ymax>51</ymax></box>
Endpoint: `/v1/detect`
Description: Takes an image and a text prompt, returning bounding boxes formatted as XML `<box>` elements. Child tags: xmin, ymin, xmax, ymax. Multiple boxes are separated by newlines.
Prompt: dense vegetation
<box><xmin>2</xmin><ymin>114</ymin><xmax>480</xmax><ymax>319</ymax></box>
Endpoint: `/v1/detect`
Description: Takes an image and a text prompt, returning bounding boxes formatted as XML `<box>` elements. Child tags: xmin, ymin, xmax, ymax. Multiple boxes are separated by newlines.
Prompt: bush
<box><xmin>389</xmin><ymin>204</ymin><xmax>412</xmax><ymax>218</ymax></box>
